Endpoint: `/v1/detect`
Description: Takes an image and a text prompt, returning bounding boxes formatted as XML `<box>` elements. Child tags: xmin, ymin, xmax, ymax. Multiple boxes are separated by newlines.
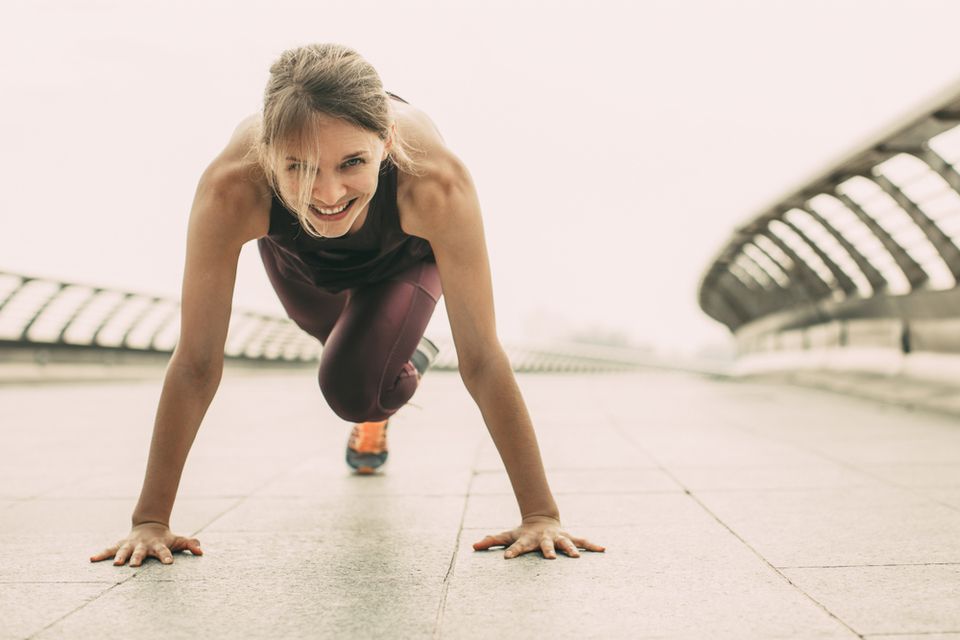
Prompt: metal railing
<box><xmin>698</xmin><ymin>80</ymin><xmax>960</xmax><ymax>360</ymax></box>
<box><xmin>0</xmin><ymin>271</ymin><xmax>653</xmax><ymax>374</ymax></box>
<box><xmin>0</xmin><ymin>272</ymin><xmax>319</xmax><ymax>366</ymax></box>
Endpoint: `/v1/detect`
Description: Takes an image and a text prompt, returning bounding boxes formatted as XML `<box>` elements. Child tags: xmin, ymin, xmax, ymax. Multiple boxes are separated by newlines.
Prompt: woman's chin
<box><xmin>309</xmin><ymin>214</ymin><xmax>361</xmax><ymax>238</ymax></box>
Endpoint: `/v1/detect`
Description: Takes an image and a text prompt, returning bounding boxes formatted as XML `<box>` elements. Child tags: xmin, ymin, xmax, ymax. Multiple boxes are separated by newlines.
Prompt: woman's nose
<box><xmin>312</xmin><ymin>175</ymin><xmax>348</xmax><ymax>205</ymax></box>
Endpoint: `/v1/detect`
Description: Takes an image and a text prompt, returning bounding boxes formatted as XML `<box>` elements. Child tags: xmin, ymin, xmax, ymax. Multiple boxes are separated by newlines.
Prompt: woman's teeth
<box><xmin>312</xmin><ymin>200</ymin><xmax>352</xmax><ymax>215</ymax></box>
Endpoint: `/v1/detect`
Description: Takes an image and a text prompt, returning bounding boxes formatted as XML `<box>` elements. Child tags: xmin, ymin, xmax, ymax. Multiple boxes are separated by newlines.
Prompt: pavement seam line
<box><xmin>432</xmin><ymin>432</ymin><xmax>485</xmax><ymax>640</ymax></box>
<box><xmin>180</xmin><ymin>459</ymin><xmax>312</xmax><ymax>539</ymax></box>
<box><xmin>766</xmin><ymin>373</ymin><xmax>960</xmax><ymax>422</ymax></box>
<box><xmin>25</xmin><ymin>580</ymin><xmax>129</xmax><ymax>639</ymax></box>
<box><xmin>17</xmin><ymin>453</ymin><xmax>306</xmax><ymax>634</ymax></box>
<box><xmin>607</xmin><ymin>413</ymin><xmax>864</xmax><ymax>640</ymax></box>
<box><xmin>779</xmin><ymin>561</ymin><xmax>960</xmax><ymax>569</ymax></box>
<box><xmin>860</xmin><ymin>632</ymin><xmax>960</xmax><ymax>637</ymax></box>
<box><xmin>712</xmin><ymin>394</ymin><xmax>960</xmax><ymax>517</ymax></box>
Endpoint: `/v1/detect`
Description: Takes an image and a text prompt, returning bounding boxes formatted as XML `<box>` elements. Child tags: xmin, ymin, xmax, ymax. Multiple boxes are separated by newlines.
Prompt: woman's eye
<box><xmin>286</xmin><ymin>163</ymin><xmax>301</xmax><ymax>172</ymax></box>
<box><xmin>342</xmin><ymin>158</ymin><xmax>365</xmax><ymax>168</ymax></box>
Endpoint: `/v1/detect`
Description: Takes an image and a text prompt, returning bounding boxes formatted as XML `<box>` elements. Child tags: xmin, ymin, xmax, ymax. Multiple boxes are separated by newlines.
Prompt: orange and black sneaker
<box><xmin>345</xmin><ymin>338</ymin><xmax>439</xmax><ymax>474</ymax></box>
<box><xmin>346</xmin><ymin>419</ymin><xmax>389</xmax><ymax>474</ymax></box>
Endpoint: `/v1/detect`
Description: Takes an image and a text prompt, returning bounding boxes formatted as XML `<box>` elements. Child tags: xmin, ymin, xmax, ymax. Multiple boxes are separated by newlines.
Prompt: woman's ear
<box><xmin>382</xmin><ymin>122</ymin><xmax>397</xmax><ymax>160</ymax></box>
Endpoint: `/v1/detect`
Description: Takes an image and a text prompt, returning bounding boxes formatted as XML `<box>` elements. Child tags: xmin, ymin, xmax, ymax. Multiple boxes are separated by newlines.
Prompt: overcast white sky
<box><xmin>4</xmin><ymin>0</ymin><xmax>960</xmax><ymax>355</ymax></box>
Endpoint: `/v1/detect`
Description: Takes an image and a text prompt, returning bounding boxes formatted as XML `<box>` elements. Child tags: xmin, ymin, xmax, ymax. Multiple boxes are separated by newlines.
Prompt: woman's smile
<box><xmin>309</xmin><ymin>197</ymin><xmax>357</xmax><ymax>222</ymax></box>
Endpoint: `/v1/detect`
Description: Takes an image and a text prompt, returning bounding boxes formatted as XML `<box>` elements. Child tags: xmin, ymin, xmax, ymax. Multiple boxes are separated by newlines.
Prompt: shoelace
<box><xmin>349</xmin><ymin>420</ymin><xmax>388</xmax><ymax>453</ymax></box>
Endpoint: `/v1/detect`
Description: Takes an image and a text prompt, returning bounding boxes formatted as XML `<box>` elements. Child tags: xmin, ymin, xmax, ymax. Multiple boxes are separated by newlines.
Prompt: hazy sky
<box><xmin>4</xmin><ymin>0</ymin><xmax>960</xmax><ymax>354</ymax></box>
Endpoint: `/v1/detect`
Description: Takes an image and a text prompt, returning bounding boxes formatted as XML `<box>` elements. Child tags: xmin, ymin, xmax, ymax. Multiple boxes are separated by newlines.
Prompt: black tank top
<box><xmin>258</xmin><ymin>95</ymin><xmax>435</xmax><ymax>293</ymax></box>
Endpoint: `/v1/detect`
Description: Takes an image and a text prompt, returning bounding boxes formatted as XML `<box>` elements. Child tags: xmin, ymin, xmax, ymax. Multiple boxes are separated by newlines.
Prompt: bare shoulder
<box><xmin>393</xmin><ymin>102</ymin><xmax>476</xmax><ymax>240</ymax></box>
<box><xmin>193</xmin><ymin>113</ymin><xmax>273</xmax><ymax>244</ymax></box>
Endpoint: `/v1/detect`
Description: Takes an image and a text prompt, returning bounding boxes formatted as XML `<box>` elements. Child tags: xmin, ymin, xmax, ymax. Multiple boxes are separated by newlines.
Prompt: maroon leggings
<box><xmin>259</xmin><ymin>243</ymin><xmax>442</xmax><ymax>423</ymax></box>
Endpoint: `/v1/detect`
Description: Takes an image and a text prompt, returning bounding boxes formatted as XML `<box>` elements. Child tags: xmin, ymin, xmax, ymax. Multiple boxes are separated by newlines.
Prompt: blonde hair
<box><xmin>255</xmin><ymin>43</ymin><xmax>421</xmax><ymax>236</ymax></box>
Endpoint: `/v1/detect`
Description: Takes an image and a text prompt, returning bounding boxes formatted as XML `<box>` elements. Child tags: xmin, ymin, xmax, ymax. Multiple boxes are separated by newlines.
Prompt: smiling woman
<box><xmin>88</xmin><ymin>42</ymin><xmax>604</xmax><ymax>569</ymax></box>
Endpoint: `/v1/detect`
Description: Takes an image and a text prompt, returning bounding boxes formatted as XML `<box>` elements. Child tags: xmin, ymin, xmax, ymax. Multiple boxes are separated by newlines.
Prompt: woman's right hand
<box><xmin>89</xmin><ymin>522</ymin><xmax>203</xmax><ymax>566</ymax></box>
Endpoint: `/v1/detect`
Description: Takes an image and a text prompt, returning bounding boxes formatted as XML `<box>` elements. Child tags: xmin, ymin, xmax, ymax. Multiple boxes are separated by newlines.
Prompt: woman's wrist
<box><xmin>521</xmin><ymin>512</ymin><xmax>561</xmax><ymax>524</ymax></box>
<box><xmin>131</xmin><ymin>519</ymin><xmax>170</xmax><ymax>528</ymax></box>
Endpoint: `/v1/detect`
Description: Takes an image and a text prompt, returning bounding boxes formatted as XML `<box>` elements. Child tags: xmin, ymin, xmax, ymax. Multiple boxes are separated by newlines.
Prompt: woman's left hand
<box><xmin>472</xmin><ymin>515</ymin><xmax>606</xmax><ymax>559</ymax></box>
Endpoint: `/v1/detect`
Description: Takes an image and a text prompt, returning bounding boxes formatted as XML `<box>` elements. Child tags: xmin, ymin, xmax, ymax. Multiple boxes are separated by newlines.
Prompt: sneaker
<box><xmin>410</xmin><ymin>336</ymin><xmax>439</xmax><ymax>378</ymax></box>
<box><xmin>346</xmin><ymin>420</ymin><xmax>389</xmax><ymax>474</ymax></box>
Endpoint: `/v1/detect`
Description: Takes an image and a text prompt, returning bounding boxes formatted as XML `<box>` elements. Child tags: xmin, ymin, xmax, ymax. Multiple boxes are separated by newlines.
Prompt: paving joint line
<box><xmin>15</xmin><ymin>460</ymin><xmax>305</xmax><ymax>635</ymax></box>
<box><xmin>180</xmin><ymin>454</ymin><xmax>322</xmax><ymax>538</ymax></box>
<box><xmin>2</xmin><ymin>455</ymin><xmax>320</xmax><ymax>635</ymax></box>
<box><xmin>778</xmin><ymin>561</ymin><xmax>960</xmax><ymax>569</ymax></box>
<box><xmin>861</xmin><ymin>631</ymin><xmax>960</xmax><ymax>637</ymax></box>
<box><xmin>431</xmin><ymin>432</ymin><xmax>485</xmax><ymax>640</ymax></box>
<box><xmin>712</xmin><ymin>400</ymin><xmax>960</xmax><ymax>517</ymax></box>
<box><xmin>607</xmin><ymin>413</ymin><xmax>864</xmax><ymax>639</ymax></box>
<box><xmin>25</xmin><ymin>580</ymin><xmax>129</xmax><ymax>639</ymax></box>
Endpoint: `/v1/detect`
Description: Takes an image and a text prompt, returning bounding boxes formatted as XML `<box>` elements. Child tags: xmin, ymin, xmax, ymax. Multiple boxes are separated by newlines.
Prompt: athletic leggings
<box><xmin>258</xmin><ymin>242</ymin><xmax>443</xmax><ymax>423</ymax></box>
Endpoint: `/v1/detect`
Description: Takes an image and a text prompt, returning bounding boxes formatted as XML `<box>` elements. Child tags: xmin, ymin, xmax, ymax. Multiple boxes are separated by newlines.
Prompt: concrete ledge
<box><xmin>734</xmin><ymin>348</ymin><xmax>960</xmax><ymax>417</ymax></box>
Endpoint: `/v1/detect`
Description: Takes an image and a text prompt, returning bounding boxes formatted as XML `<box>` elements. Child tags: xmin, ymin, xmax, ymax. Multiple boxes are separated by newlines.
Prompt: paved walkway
<box><xmin>1</xmin><ymin>369</ymin><xmax>959</xmax><ymax>639</ymax></box>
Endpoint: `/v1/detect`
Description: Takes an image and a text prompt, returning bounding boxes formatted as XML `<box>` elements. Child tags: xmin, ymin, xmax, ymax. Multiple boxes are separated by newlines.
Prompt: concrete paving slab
<box><xmin>868</xmin><ymin>635</ymin><xmax>960</xmax><ymax>639</ymax></box>
<box><xmin>0</xmin><ymin>534</ymin><xmax>170</xmax><ymax>583</ymax></box>
<box><xmin>806</xmin><ymin>432</ymin><xmax>960</xmax><ymax>467</ymax></box>
<box><xmin>442</xmin><ymin>524</ymin><xmax>857</xmax><ymax>639</ymax></box>
<box><xmin>469</xmin><ymin>468</ymin><xmax>682</xmax><ymax>495</ymax></box>
<box><xmin>0</xmin><ymin>465</ymin><xmax>86</xmax><ymax>500</ymax></box>
<box><xmin>203</xmin><ymin>495</ymin><xmax>466</xmax><ymax>533</ymax></box>
<box><xmin>922</xmin><ymin>487</ymin><xmax>960</xmax><ymax>511</ymax></box>
<box><xmin>5</xmin><ymin>370</ymin><xmax>960</xmax><ymax>637</ymax></box>
<box><xmin>462</xmin><ymin>492</ymin><xmax>691</xmax><ymax>530</ymax></box>
<box><xmin>0</xmin><ymin>582</ymin><xmax>113</xmax><ymax>640</ymax></box>
<box><xmin>252</xmin><ymin>456</ymin><xmax>475</xmax><ymax>498</ymax></box>
<box><xmin>621</xmin><ymin>425</ymin><xmax>833</xmax><ymax>468</ymax></box>
<box><xmin>129</xmin><ymin>530</ymin><xmax>456</xmax><ymax>583</ymax></box>
<box><xmin>0</xmin><ymin>498</ymin><xmax>240</xmax><ymax>536</ymax></box>
<box><xmin>41</xmin><ymin>457</ymin><xmax>299</xmax><ymax>499</ymax></box>
<box><xmin>860</xmin><ymin>462</ymin><xmax>960</xmax><ymax>487</ymax></box>
<box><xmin>473</xmin><ymin>425</ymin><xmax>661</xmax><ymax>471</ymax></box>
<box><xmin>669</xmin><ymin>463</ymin><xmax>880</xmax><ymax>491</ymax></box>
<box><xmin>33</xmin><ymin>577</ymin><xmax>442</xmax><ymax>640</ymax></box>
<box><xmin>782</xmin><ymin>564</ymin><xmax>960</xmax><ymax>636</ymax></box>
<box><xmin>696</xmin><ymin>486</ymin><xmax>960</xmax><ymax>567</ymax></box>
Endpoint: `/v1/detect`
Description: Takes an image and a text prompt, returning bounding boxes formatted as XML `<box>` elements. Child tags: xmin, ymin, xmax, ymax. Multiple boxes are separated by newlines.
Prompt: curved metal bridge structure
<box><xmin>699</xmin><ymin>81</ymin><xmax>960</xmax><ymax>381</ymax></box>
<box><xmin>0</xmin><ymin>272</ymin><xmax>648</xmax><ymax>375</ymax></box>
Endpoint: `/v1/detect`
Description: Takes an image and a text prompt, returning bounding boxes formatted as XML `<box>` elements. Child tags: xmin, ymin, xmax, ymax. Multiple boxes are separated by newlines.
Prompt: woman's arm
<box><xmin>92</xmin><ymin>118</ymin><xmax>269</xmax><ymax>566</ymax></box>
<box><xmin>402</xmin><ymin>135</ymin><xmax>604</xmax><ymax>560</ymax></box>
<box><xmin>131</xmin><ymin>155</ymin><xmax>265</xmax><ymax>528</ymax></box>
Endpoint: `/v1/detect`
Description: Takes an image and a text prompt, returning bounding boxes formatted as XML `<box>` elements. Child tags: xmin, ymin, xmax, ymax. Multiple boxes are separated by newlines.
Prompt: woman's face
<box><xmin>275</xmin><ymin>113</ymin><xmax>390</xmax><ymax>238</ymax></box>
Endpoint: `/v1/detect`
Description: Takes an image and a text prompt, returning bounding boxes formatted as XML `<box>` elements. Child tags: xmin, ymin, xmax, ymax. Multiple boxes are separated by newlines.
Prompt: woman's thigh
<box><xmin>258</xmin><ymin>239</ymin><xmax>347</xmax><ymax>344</ymax></box>
<box><xmin>320</xmin><ymin>260</ymin><xmax>442</xmax><ymax>422</ymax></box>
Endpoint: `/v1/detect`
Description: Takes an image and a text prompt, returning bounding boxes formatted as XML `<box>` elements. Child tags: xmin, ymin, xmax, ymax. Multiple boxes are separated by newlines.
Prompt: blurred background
<box><xmin>5</xmin><ymin>0</ymin><xmax>960</xmax><ymax>364</ymax></box>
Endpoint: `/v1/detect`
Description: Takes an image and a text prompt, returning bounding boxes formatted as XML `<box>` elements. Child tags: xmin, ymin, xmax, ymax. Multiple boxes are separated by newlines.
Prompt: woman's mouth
<box><xmin>309</xmin><ymin>198</ymin><xmax>356</xmax><ymax>222</ymax></box>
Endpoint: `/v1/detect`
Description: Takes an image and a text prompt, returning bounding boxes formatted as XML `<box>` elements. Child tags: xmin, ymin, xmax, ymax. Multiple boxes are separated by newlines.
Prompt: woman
<box><xmin>90</xmin><ymin>43</ymin><xmax>604</xmax><ymax>565</ymax></box>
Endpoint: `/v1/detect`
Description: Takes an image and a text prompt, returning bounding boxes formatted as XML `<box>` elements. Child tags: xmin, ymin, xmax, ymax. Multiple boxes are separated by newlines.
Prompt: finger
<box><xmin>472</xmin><ymin>532</ymin><xmax>513</xmax><ymax>551</ymax></box>
<box><xmin>557</xmin><ymin>537</ymin><xmax>581</xmax><ymax>558</ymax></box>
<box><xmin>90</xmin><ymin>545</ymin><xmax>119</xmax><ymax>563</ymax></box>
<box><xmin>568</xmin><ymin>536</ymin><xmax>606</xmax><ymax>552</ymax></box>
<box><xmin>128</xmin><ymin>543</ymin><xmax>148</xmax><ymax>567</ymax></box>
<box><xmin>539</xmin><ymin>538</ymin><xmax>557</xmax><ymax>560</ymax></box>
<box><xmin>152</xmin><ymin>543</ymin><xmax>174</xmax><ymax>565</ymax></box>
<box><xmin>171</xmin><ymin>536</ymin><xmax>203</xmax><ymax>556</ymax></box>
<box><xmin>113</xmin><ymin>544</ymin><xmax>133</xmax><ymax>566</ymax></box>
<box><xmin>504</xmin><ymin>539</ymin><xmax>533</xmax><ymax>559</ymax></box>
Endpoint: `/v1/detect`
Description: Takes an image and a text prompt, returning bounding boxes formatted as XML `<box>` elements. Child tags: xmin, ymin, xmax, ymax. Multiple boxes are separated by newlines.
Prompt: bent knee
<box><xmin>318</xmin><ymin>369</ymin><xmax>385</xmax><ymax>423</ymax></box>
